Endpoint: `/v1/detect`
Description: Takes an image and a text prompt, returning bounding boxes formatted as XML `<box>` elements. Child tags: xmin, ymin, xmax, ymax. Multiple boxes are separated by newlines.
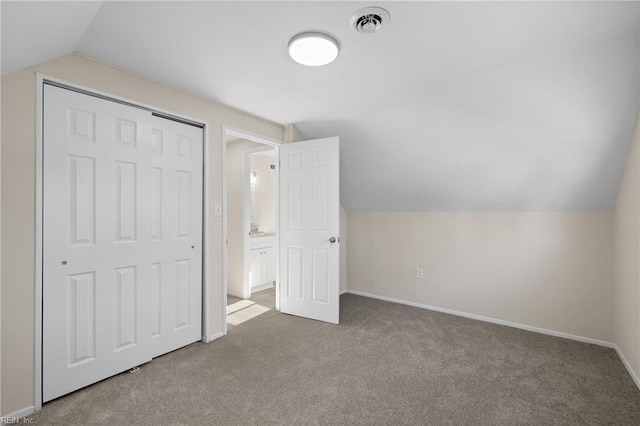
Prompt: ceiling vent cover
<box><xmin>350</xmin><ymin>7</ymin><xmax>390</xmax><ymax>34</ymax></box>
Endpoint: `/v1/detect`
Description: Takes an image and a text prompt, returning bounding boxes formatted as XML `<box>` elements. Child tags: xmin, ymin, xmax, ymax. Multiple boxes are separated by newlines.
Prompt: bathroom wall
<box><xmin>251</xmin><ymin>152</ymin><xmax>277</xmax><ymax>233</ymax></box>
<box><xmin>227</xmin><ymin>139</ymin><xmax>261</xmax><ymax>297</ymax></box>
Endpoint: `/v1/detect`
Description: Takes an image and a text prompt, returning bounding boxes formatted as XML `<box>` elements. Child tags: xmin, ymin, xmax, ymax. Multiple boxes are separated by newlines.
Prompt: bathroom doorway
<box><xmin>222</xmin><ymin>127</ymin><xmax>281</xmax><ymax>330</ymax></box>
<box><xmin>222</xmin><ymin>126</ymin><xmax>341</xmax><ymax>332</ymax></box>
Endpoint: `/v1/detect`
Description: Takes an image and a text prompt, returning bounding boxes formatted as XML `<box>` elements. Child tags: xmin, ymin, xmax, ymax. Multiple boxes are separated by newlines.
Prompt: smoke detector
<box><xmin>350</xmin><ymin>7</ymin><xmax>390</xmax><ymax>34</ymax></box>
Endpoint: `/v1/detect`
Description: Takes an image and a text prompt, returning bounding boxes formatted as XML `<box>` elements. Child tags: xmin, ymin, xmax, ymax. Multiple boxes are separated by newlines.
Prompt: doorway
<box><xmin>223</xmin><ymin>128</ymin><xmax>281</xmax><ymax>330</ymax></box>
<box><xmin>222</xmin><ymin>127</ymin><xmax>342</xmax><ymax>331</ymax></box>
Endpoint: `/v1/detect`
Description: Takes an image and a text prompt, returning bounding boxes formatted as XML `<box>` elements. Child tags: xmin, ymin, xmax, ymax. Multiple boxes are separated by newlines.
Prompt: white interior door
<box><xmin>279</xmin><ymin>137</ymin><xmax>340</xmax><ymax>324</ymax></box>
<box><xmin>42</xmin><ymin>84</ymin><xmax>204</xmax><ymax>402</ymax></box>
<box><xmin>149</xmin><ymin>116</ymin><xmax>203</xmax><ymax>358</ymax></box>
<box><xmin>43</xmin><ymin>85</ymin><xmax>153</xmax><ymax>401</ymax></box>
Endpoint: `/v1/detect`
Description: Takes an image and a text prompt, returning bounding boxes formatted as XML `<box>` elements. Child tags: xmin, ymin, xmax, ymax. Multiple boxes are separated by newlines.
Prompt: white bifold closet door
<box><xmin>42</xmin><ymin>84</ymin><xmax>203</xmax><ymax>402</ymax></box>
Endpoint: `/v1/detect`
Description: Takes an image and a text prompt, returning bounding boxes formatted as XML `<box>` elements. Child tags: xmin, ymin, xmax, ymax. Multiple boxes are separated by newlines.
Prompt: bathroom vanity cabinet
<box><xmin>249</xmin><ymin>235</ymin><xmax>276</xmax><ymax>291</ymax></box>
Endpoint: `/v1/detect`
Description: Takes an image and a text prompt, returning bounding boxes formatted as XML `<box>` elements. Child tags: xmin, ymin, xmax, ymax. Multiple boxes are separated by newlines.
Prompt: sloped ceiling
<box><xmin>2</xmin><ymin>1</ymin><xmax>639</xmax><ymax>212</ymax></box>
<box><xmin>1</xmin><ymin>1</ymin><xmax>102</xmax><ymax>75</ymax></box>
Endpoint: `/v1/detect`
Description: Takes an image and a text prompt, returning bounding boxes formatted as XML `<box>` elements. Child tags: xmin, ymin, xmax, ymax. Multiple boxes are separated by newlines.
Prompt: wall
<box><xmin>283</xmin><ymin>124</ymin><xmax>301</xmax><ymax>144</ymax></box>
<box><xmin>1</xmin><ymin>53</ymin><xmax>283</xmax><ymax>415</ymax></box>
<box><xmin>614</xmin><ymin>116</ymin><xmax>640</xmax><ymax>380</ymax></box>
<box><xmin>226</xmin><ymin>139</ymin><xmax>261</xmax><ymax>297</ymax></box>
<box><xmin>347</xmin><ymin>212</ymin><xmax>614</xmax><ymax>342</ymax></box>
<box><xmin>251</xmin><ymin>153</ymin><xmax>276</xmax><ymax>233</ymax></box>
<box><xmin>340</xmin><ymin>205</ymin><xmax>347</xmax><ymax>294</ymax></box>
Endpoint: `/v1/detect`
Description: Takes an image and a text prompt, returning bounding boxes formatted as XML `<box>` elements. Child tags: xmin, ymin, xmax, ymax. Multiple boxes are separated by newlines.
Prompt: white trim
<box><xmin>201</xmin><ymin>122</ymin><xmax>211</xmax><ymax>343</ymax></box>
<box><xmin>221</xmin><ymin>127</ymin><xmax>229</xmax><ymax>334</ymax></box>
<box><xmin>1</xmin><ymin>406</ymin><xmax>35</xmax><ymax>421</ymax></box>
<box><xmin>615</xmin><ymin>346</ymin><xmax>640</xmax><ymax>391</ymax></box>
<box><xmin>224</xmin><ymin>126</ymin><xmax>282</xmax><ymax>147</ymax></box>
<box><xmin>37</xmin><ymin>74</ymin><xmax>206</xmax><ymax>127</ymax></box>
<box><xmin>346</xmin><ymin>290</ymin><xmax>616</xmax><ymax>348</ymax></box>
<box><xmin>35</xmin><ymin>73</ymin><xmax>210</xmax><ymax>411</ymax></box>
<box><xmin>251</xmin><ymin>282</ymin><xmax>275</xmax><ymax>294</ymax></box>
<box><xmin>35</xmin><ymin>74</ymin><xmax>44</xmax><ymax>412</ymax></box>
<box><xmin>222</xmin><ymin>126</ymin><xmax>282</xmax><ymax>335</ymax></box>
<box><xmin>205</xmin><ymin>331</ymin><xmax>226</xmax><ymax>343</ymax></box>
<box><xmin>242</xmin><ymin>149</ymin><xmax>252</xmax><ymax>299</ymax></box>
<box><xmin>340</xmin><ymin>289</ymin><xmax>348</xmax><ymax>295</ymax></box>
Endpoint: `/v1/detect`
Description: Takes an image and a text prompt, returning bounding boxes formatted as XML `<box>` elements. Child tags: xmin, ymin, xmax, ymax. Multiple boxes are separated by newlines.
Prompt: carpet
<box><xmin>28</xmin><ymin>293</ymin><xmax>640</xmax><ymax>425</ymax></box>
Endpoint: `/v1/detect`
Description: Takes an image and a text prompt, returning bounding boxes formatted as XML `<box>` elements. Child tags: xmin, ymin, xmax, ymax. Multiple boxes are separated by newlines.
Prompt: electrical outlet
<box><xmin>416</xmin><ymin>267</ymin><xmax>424</xmax><ymax>280</ymax></box>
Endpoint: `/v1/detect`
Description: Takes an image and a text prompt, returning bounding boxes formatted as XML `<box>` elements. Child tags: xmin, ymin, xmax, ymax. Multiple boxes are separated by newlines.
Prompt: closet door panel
<box><xmin>42</xmin><ymin>84</ymin><xmax>204</xmax><ymax>401</ymax></box>
<box><xmin>43</xmin><ymin>85</ymin><xmax>152</xmax><ymax>402</ymax></box>
<box><xmin>149</xmin><ymin>117</ymin><xmax>203</xmax><ymax>358</ymax></box>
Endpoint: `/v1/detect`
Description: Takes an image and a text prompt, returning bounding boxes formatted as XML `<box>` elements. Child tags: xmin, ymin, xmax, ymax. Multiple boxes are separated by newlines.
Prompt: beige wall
<box><xmin>251</xmin><ymin>153</ymin><xmax>276</xmax><ymax>233</ymax></box>
<box><xmin>226</xmin><ymin>139</ymin><xmax>262</xmax><ymax>297</ymax></box>
<box><xmin>283</xmin><ymin>124</ymin><xmax>302</xmax><ymax>144</ymax></box>
<box><xmin>614</xmin><ymin>116</ymin><xmax>640</xmax><ymax>379</ymax></box>
<box><xmin>1</xmin><ymin>54</ymin><xmax>283</xmax><ymax>415</ymax></box>
<box><xmin>347</xmin><ymin>212</ymin><xmax>614</xmax><ymax>342</ymax></box>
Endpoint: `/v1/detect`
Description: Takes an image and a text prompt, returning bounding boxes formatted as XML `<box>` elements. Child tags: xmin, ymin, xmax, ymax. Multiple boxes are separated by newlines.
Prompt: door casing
<box><xmin>34</xmin><ymin>73</ymin><xmax>211</xmax><ymax>411</ymax></box>
<box><xmin>222</xmin><ymin>126</ymin><xmax>282</xmax><ymax>334</ymax></box>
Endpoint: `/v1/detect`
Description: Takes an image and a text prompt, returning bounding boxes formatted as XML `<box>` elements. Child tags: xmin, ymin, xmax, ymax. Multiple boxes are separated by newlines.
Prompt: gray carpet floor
<box><xmin>29</xmin><ymin>292</ymin><xmax>640</xmax><ymax>425</ymax></box>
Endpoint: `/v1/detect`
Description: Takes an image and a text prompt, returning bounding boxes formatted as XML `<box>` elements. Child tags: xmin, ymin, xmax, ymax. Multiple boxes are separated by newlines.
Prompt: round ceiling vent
<box><xmin>350</xmin><ymin>7</ymin><xmax>390</xmax><ymax>34</ymax></box>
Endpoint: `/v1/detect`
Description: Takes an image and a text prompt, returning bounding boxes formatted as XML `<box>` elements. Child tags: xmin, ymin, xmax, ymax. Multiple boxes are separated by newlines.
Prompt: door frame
<box><xmin>243</xmin><ymin>145</ymin><xmax>278</xmax><ymax>299</ymax></box>
<box><xmin>222</xmin><ymin>126</ymin><xmax>281</xmax><ymax>334</ymax></box>
<box><xmin>34</xmin><ymin>73</ymin><xmax>211</xmax><ymax>411</ymax></box>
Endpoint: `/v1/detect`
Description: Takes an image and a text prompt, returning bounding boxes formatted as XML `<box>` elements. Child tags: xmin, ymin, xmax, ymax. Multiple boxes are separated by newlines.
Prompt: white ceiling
<box><xmin>1</xmin><ymin>1</ymin><xmax>102</xmax><ymax>75</ymax></box>
<box><xmin>2</xmin><ymin>1</ymin><xmax>639</xmax><ymax>212</ymax></box>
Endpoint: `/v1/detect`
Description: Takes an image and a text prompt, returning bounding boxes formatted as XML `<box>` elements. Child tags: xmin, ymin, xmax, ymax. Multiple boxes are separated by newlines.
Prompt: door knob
<box><xmin>329</xmin><ymin>237</ymin><xmax>337</xmax><ymax>243</ymax></box>
<box><xmin>61</xmin><ymin>260</ymin><xmax>68</xmax><ymax>266</ymax></box>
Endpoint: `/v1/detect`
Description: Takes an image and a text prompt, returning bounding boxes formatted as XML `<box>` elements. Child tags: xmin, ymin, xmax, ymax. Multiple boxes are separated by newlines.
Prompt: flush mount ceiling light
<box><xmin>288</xmin><ymin>31</ymin><xmax>340</xmax><ymax>66</ymax></box>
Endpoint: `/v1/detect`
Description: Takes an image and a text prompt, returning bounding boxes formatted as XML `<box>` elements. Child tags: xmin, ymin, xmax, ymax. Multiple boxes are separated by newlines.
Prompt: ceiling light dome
<box><xmin>288</xmin><ymin>31</ymin><xmax>340</xmax><ymax>67</ymax></box>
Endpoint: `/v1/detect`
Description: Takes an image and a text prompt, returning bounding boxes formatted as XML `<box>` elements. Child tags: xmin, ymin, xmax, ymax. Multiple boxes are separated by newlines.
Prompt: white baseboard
<box><xmin>340</xmin><ymin>289</ymin><xmax>347</xmax><ymax>295</ymax></box>
<box><xmin>205</xmin><ymin>331</ymin><xmax>225</xmax><ymax>343</ymax></box>
<box><xmin>2</xmin><ymin>405</ymin><xmax>35</xmax><ymax>420</ymax></box>
<box><xmin>615</xmin><ymin>346</ymin><xmax>640</xmax><ymax>390</ymax></box>
<box><xmin>345</xmin><ymin>290</ymin><xmax>615</xmax><ymax>348</ymax></box>
<box><xmin>251</xmin><ymin>282</ymin><xmax>275</xmax><ymax>293</ymax></box>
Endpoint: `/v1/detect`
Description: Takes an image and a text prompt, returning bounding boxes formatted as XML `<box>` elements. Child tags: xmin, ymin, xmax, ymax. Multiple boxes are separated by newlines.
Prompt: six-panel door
<box><xmin>279</xmin><ymin>137</ymin><xmax>340</xmax><ymax>324</ymax></box>
<box><xmin>42</xmin><ymin>84</ymin><xmax>203</xmax><ymax>402</ymax></box>
<box><xmin>149</xmin><ymin>116</ymin><xmax>203</xmax><ymax>358</ymax></box>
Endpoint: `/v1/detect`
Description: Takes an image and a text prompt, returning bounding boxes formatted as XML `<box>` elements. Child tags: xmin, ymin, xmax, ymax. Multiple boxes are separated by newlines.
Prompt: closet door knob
<box><xmin>329</xmin><ymin>237</ymin><xmax>337</xmax><ymax>243</ymax></box>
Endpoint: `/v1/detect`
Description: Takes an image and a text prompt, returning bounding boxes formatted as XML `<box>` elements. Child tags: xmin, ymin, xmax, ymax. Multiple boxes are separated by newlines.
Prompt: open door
<box><xmin>279</xmin><ymin>137</ymin><xmax>340</xmax><ymax>324</ymax></box>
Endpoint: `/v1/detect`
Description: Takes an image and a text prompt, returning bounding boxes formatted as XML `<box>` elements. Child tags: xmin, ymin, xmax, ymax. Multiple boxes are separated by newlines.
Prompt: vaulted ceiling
<box><xmin>3</xmin><ymin>1</ymin><xmax>639</xmax><ymax>212</ymax></box>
